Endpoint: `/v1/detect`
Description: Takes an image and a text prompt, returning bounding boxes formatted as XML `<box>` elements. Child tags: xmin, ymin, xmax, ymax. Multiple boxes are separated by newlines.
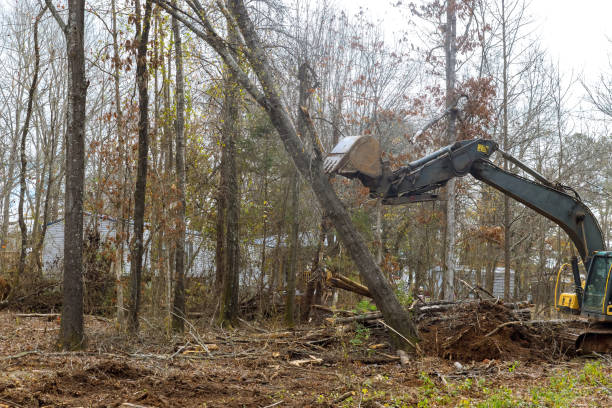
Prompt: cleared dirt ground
<box><xmin>0</xmin><ymin>310</ymin><xmax>610</xmax><ymax>407</ymax></box>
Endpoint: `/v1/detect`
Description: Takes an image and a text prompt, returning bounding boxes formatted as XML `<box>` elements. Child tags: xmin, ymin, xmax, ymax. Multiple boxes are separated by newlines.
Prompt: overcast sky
<box><xmin>336</xmin><ymin>0</ymin><xmax>612</xmax><ymax>82</ymax></box>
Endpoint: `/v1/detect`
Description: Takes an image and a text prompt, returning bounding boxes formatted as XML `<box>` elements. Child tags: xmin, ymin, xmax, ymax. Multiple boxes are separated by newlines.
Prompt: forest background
<box><xmin>0</xmin><ymin>0</ymin><xmax>611</xmax><ymax>347</ymax></box>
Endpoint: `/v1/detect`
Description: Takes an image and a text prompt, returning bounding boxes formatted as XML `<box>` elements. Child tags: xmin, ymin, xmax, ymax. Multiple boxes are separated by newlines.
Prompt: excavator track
<box><xmin>560</xmin><ymin>323</ymin><xmax>612</xmax><ymax>354</ymax></box>
<box><xmin>576</xmin><ymin>325</ymin><xmax>612</xmax><ymax>353</ymax></box>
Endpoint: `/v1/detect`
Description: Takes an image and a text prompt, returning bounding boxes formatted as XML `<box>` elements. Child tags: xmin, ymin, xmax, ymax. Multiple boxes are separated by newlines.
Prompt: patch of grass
<box><xmin>477</xmin><ymin>387</ymin><xmax>521</xmax><ymax>407</ymax></box>
<box><xmin>463</xmin><ymin>361</ymin><xmax>610</xmax><ymax>407</ymax></box>
<box><xmin>353</xmin><ymin>299</ymin><xmax>378</xmax><ymax>314</ymax></box>
<box><xmin>579</xmin><ymin>361</ymin><xmax>610</xmax><ymax>387</ymax></box>
<box><xmin>349</xmin><ymin>323</ymin><xmax>371</xmax><ymax>346</ymax></box>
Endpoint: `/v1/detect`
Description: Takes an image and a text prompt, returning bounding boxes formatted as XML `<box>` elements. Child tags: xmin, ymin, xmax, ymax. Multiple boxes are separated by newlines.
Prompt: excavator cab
<box><xmin>557</xmin><ymin>253</ymin><xmax>612</xmax><ymax>321</ymax></box>
<box><xmin>581</xmin><ymin>253</ymin><xmax>612</xmax><ymax>320</ymax></box>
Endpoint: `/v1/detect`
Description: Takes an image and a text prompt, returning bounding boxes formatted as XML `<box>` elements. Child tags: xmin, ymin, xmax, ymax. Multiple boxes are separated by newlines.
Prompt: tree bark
<box><xmin>218</xmin><ymin>24</ymin><xmax>241</xmax><ymax>326</ymax></box>
<box><xmin>501</xmin><ymin>0</ymin><xmax>511</xmax><ymax>300</ymax></box>
<box><xmin>171</xmin><ymin>4</ymin><xmax>187</xmax><ymax>333</ymax></box>
<box><xmin>128</xmin><ymin>0</ymin><xmax>153</xmax><ymax>334</ymax></box>
<box><xmin>45</xmin><ymin>0</ymin><xmax>87</xmax><ymax>350</ymax></box>
<box><xmin>17</xmin><ymin>7</ymin><xmax>45</xmax><ymax>279</ymax></box>
<box><xmin>111</xmin><ymin>0</ymin><xmax>126</xmax><ymax>328</ymax></box>
<box><xmin>443</xmin><ymin>0</ymin><xmax>458</xmax><ymax>301</ymax></box>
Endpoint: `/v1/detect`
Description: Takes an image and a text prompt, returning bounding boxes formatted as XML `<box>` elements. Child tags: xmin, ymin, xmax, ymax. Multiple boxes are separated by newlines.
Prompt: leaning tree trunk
<box><xmin>155</xmin><ymin>0</ymin><xmax>420</xmax><ymax>350</ymax></box>
<box><xmin>128</xmin><ymin>0</ymin><xmax>153</xmax><ymax>334</ymax></box>
<box><xmin>227</xmin><ymin>0</ymin><xmax>418</xmax><ymax>348</ymax></box>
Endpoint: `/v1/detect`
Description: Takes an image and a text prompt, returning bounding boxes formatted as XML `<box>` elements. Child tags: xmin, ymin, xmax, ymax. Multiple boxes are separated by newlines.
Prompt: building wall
<box><xmin>42</xmin><ymin>214</ymin><xmax>210</xmax><ymax>277</ymax></box>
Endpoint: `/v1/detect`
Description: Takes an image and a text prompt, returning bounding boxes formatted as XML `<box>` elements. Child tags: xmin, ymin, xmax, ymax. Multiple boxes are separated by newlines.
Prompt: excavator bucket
<box><xmin>323</xmin><ymin>136</ymin><xmax>382</xmax><ymax>179</ymax></box>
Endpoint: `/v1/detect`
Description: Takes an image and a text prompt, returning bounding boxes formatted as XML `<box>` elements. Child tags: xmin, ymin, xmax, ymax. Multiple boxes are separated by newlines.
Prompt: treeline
<box><xmin>0</xmin><ymin>0</ymin><xmax>610</xmax><ymax>349</ymax></box>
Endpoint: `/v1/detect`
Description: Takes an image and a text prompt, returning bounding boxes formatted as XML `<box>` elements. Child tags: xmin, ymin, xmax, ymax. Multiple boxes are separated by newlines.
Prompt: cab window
<box><xmin>582</xmin><ymin>256</ymin><xmax>612</xmax><ymax>311</ymax></box>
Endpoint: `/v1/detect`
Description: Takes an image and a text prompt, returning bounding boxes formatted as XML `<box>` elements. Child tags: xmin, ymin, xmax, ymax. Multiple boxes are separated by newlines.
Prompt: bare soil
<box><xmin>417</xmin><ymin>301</ymin><xmax>581</xmax><ymax>362</ymax></box>
<box><xmin>0</xmin><ymin>310</ymin><xmax>610</xmax><ymax>407</ymax></box>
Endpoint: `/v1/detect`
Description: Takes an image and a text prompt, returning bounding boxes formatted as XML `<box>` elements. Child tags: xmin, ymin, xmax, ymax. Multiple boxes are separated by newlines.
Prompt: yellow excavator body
<box><xmin>557</xmin><ymin>292</ymin><xmax>581</xmax><ymax>314</ymax></box>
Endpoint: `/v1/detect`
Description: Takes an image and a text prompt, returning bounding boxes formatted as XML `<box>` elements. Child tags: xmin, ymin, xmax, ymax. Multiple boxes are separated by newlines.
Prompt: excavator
<box><xmin>323</xmin><ymin>136</ymin><xmax>612</xmax><ymax>353</ymax></box>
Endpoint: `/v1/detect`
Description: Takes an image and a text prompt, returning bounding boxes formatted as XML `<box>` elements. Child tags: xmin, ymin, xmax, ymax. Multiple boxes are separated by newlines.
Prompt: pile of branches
<box><xmin>319</xmin><ymin>276</ymin><xmax>583</xmax><ymax>362</ymax></box>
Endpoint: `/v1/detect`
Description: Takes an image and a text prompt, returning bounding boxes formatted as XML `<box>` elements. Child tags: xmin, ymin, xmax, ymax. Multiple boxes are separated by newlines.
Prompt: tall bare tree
<box><xmin>217</xmin><ymin>23</ymin><xmax>241</xmax><ymax>326</ymax></box>
<box><xmin>128</xmin><ymin>0</ymin><xmax>153</xmax><ymax>334</ymax></box>
<box><xmin>45</xmin><ymin>0</ymin><xmax>87</xmax><ymax>349</ymax></box>
<box><xmin>17</xmin><ymin>6</ymin><xmax>46</xmax><ymax>279</ymax></box>
<box><xmin>442</xmin><ymin>0</ymin><xmax>458</xmax><ymax>301</ymax></box>
<box><xmin>171</xmin><ymin>3</ymin><xmax>187</xmax><ymax>333</ymax></box>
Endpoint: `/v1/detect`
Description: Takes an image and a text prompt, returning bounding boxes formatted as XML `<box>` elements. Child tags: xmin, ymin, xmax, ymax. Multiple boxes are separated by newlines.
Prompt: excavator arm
<box><xmin>325</xmin><ymin>135</ymin><xmax>612</xmax><ymax>349</ymax></box>
<box><xmin>470</xmin><ymin>160</ymin><xmax>605</xmax><ymax>264</ymax></box>
<box><xmin>324</xmin><ymin>136</ymin><xmax>605</xmax><ymax>264</ymax></box>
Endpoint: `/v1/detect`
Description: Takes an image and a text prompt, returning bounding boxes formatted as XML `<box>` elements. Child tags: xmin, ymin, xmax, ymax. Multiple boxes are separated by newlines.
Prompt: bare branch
<box><xmin>43</xmin><ymin>0</ymin><xmax>67</xmax><ymax>34</ymax></box>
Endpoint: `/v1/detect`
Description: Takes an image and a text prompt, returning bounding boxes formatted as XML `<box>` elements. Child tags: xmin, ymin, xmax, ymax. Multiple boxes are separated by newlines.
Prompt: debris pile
<box><xmin>321</xmin><ymin>299</ymin><xmax>586</xmax><ymax>362</ymax></box>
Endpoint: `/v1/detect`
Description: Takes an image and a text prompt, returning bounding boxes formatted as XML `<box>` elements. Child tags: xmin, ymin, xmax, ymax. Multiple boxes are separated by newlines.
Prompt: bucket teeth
<box><xmin>323</xmin><ymin>154</ymin><xmax>344</xmax><ymax>174</ymax></box>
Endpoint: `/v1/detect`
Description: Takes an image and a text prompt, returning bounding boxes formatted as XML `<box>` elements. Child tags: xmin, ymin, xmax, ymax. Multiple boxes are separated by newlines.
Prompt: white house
<box><xmin>42</xmin><ymin>213</ymin><xmax>212</xmax><ymax>277</ymax></box>
<box><xmin>400</xmin><ymin>265</ymin><xmax>516</xmax><ymax>299</ymax></box>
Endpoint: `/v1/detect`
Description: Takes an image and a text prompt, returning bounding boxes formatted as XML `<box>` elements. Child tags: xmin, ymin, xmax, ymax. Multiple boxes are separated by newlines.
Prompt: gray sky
<box><xmin>336</xmin><ymin>0</ymin><xmax>612</xmax><ymax>82</ymax></box>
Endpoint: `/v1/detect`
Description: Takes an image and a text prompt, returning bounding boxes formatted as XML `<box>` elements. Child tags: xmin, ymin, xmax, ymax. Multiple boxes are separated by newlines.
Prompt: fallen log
<box><xmin>14</xmin><ymin>313</ymin><xmax>59</xmax><ymax>318</ymax></box>
<box><xmin>326</xmin><ymin>312</ymin><xmax>382</xmax><ymax>324</ymax></box>
<box><xmin>328</xmin><ymin>274</ymin><xmax>372</xmax><ymax>298</ymax></box>
<box><xmin>415</xmin><ymin>300</ymin><xmax>532</xmax><ymax>314</ymax></box>
<box><xmin>311</xmin><ymin>304</ymin><xmax>356</xmax><ymax>316</ymax></box>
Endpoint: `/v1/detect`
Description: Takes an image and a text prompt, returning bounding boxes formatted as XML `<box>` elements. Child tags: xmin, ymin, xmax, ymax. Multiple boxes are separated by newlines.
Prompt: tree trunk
<box><xmin>218</xmin><ymin>26</ymin><xmax>241</xmax><ymax>326</ymax></box>
<box><xmin>501</xmin><ymin>0</ymin><xmax>511</xmax><ymax>300</ymax></box>
<box><xmin>286</xmin><ymin>61</ymin><xmax>311</xmax><ymax>327</ymax></box>
<box><xmin>1</xmin><ymin>152</ymin><xmax>17</xmax><ymax>249</ymax></box>
<box><xmin>214</xmin><ymin>155</ymin><xmax>226</xmax><ymax>292</ymax></box>
<box><xmin>111</xmin><ymin>0</ymin><xmax>126</xmax><ymax>328</ymax></box>
<box><xmin>443</xmin><ymin>0</ymin><xmax>458</xmax><ymax>301</ymax></box>
<box><xmin>45</xmin><ymin>0</ymin><xmax>87</xmax><ymax>350</ymax></box>
<box><xmin>18</xmin><ymin>8</ymin><xmax>44</xmax><ymax>280</ymax></box>
<box><xmin>257</xmin><ymin>135</ymin><xmax>269</xmax><ymax>315</ymax></box>
<box><xmin>171</xmin><ymin>5</ymin><xmax>187</xmax><ymax>333</ymax></box>
<box><xmin>285</xmin><ymin>169</ymin><xmax>299</xmax><ymax>328</ymax></box>
<box><xmin>128</xmin><ymin>0</ymin><xmax>153</xmax><ymax>334</ymax></box>
<box><xmin>34</xmin><ymin>131</ymin><xmax>55</xmax><ymax>274</ymax></box>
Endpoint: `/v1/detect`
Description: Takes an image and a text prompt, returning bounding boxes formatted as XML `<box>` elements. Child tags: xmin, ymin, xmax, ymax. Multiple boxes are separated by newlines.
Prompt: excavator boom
<box><xmin>324</xmin><ymin>137</ymin><xmax>605</xmax><ymax>263</ymax></box>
